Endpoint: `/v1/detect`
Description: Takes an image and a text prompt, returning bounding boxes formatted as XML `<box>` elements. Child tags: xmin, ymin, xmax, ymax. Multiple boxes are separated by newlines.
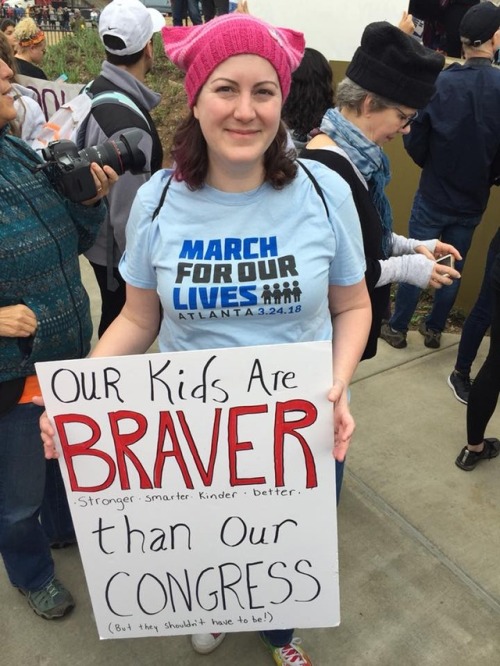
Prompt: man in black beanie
<box><xmin>382</xmin><ymin>1</ymin><xmax>500</xmax><ymax>356</ymax></box>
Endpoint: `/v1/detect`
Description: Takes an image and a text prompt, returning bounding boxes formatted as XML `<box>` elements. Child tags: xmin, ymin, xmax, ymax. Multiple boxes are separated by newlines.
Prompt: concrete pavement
<box><xmin>3</xmin><ymin>260</ymin><xmax>500</xmax><ymax>666</ymax></box>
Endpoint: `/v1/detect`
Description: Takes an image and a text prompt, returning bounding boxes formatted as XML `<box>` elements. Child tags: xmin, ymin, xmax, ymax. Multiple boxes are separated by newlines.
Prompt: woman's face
<box><xmin>0</xmin><ymin>58</ymin><xmax>16</xmax><ymax>127</ymax></box>
<box><xmin>363</xmin><ymin>101</ymin><xmax>417</xmax><ymax>145</ymax></box>
<box><xmin>193</xmin><ymin>54</ymin><xmax>282</xmax><ymax>185</ymax></box>
<box><xmin>2</xmin><ymin>26</ymin><xmax>16</xmax><ymax>49</ymax></box>
<box><xmin>30</xmin><ymin>39</ymin><xmax>46</xmax><ymax>65</ymax></box>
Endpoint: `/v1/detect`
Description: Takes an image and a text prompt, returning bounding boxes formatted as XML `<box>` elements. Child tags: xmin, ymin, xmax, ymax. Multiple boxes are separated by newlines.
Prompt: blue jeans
<box><xmin>40</xmin><ymin>459</ymin><xmax>75</xmax><ymax>545</ymax></box>
<box><xmin>389</xmin><ymin>192</ymin><xmax>480</xmax><ymax>333</ymax></box>
<box><xmin>172</xmin><ymin>0</ymin><xmax>202</xmax><ymax>25</ymax></box>
<box><xmin>455</xmin><ymin>228</ymin><xmax>500</xmax><ymax>376</ymax></box>
<box><xmin>0</xmin><ymin>403</ymin><xmax>54</xmax><ymax>590</ymax></box>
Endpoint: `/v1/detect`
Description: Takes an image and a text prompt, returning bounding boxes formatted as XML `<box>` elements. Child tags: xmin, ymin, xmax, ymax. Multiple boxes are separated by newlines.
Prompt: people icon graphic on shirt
<box><xmin>282</xmin><ymin>281</ymin><xmax>292</xmax><ymax>303</ymax></box>
<box><xmin>271</xmin><ymin>283</ymin><xmax>282</xmax><ymax>304</ymax></box>
<box><xmin>292</xmin><ymin>280</ymin><xmax>302</xmax><ymax>302</ymax></box>
<box><xmin>261</xmin><ymin>281</ymin><xmax>302</xmax><ymax>305</ymax></box>
<box><xmin>261</xmin><ymin>284</ymin><xmax>272</xmax><ymax>304</ymax></box>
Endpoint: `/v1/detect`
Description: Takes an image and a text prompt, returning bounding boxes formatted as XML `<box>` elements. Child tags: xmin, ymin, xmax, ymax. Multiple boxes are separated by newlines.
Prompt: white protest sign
<box><xmin>249</xmin><ymin>0</ymin><xmax>408</xmax><ymax>61</ymax></box>
<box><xmin>36</xmin><ymin>341</ymin><xmax>339</xmax><ymax>639</ymax></box>
<box><xmin>17</xmin><ymin>75</ymin><xmax>83</xmax><ymax>121</ymax></box>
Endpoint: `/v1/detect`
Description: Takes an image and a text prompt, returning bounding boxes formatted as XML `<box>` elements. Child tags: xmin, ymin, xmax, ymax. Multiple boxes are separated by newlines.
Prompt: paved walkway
<box><xmin>3</xmin><ymin>262</ymin><xmax>500</xmax><ymax>665</ymax></box>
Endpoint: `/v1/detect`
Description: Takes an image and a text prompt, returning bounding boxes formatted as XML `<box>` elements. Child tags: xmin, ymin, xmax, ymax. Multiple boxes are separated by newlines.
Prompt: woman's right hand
<box><xmin>33</xmin><ymin>397</ymin><xmax>60</xmax><ymax>459</ymax></box>
<box><xmin>0</xmin><ymin>304</ymin><xmax>37</xmax><ymax>337</ymax></box>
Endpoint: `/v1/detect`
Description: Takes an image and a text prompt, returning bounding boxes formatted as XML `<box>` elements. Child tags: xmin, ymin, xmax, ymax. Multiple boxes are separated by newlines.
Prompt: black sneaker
<box><xmin>447</xmin><ymin>371</ymin><xmax>472</xmax><ymax>405</ymax></box>
<box><xmin>455</xmin><ymin>438</ymin><xmax>500</xmax><ymax>471</ymax></box>
<box><xmin>380</xmin><ymin>322</ymin><xmax>407</xmax><ymax>349</ymax></box>
<box><xmin>418</xmin><ymin>321</ymin><xmax>441</xmax><ymax>348</ymax></box>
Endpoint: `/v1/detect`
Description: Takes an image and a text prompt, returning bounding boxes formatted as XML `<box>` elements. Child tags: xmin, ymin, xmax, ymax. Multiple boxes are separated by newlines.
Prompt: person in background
<box><xmin>70</xmin><ymin>8</ymin><xmax>86</xmax><ymax>32</ymax></box>
<box><xmin>83</xmin><ymin>0</ymin><xmax>165</xmax><ymax>337</ymax></box>
<box><xmin>442</xmin><ymin>0</ymin><xmax>480</xmax><ymax>57</ymax></box>
<box><xmin>281</xmin><ymin>47</ymin><xmax>335</xmax><ymax>152</ymax></box>
<box><xmin>201</xmin><ymin>0</ymin><xmax>229</xmax><ymax>22</ymax></box>
<box><xmin>13</xmin><ymin>17</ymin><xmax>47</xmax><ymax>80</ymax></box>
<box><xmin>61</xmin><ymin>6</ymin><xmax>70</xmax><ymax>31</ymax></box>
<box><xmin>0</xmin><ymin>32</ymin><xmax>45</xmax><ymax>144</ymax></box>
<box><xmin>0</xmin><ymin>56</ymin><xmax>117</xmax><ymax>620</ymax></box>
<box><xmin>448</xmin><ymin>228</ymin><xmax>500</xmax><ymax>404</ymax></box>
<box><xmin>382</xmin><ymin>2</ymin><xmax>500</xmax><ymax>350</ymax></box>
<box><xmin>41</xmin><ymin>12</ymin><xmax>371</xmax><ymax>665</ymax></box>
<box><xmin>455</xmin><ymin>249</ymin><xmax>500</xmax><ymax>470</ymax></box>
<box><xmin>0</xmin><ymin>18</ymin><xmax>17</xmax><ymax>51</ymax></box>
<box><xmin>172</xmin><ymin>0</ymin><xmax>202</xmax><ymax>26</ymax></box>
<box><xmin>409</xmin><ymin>0</ymin><xmax>480</xmax><ymax>57</ymax></box>
<box><xmin>302</xmin><ymin>22</ymin><xmax>460</xmax><ymax>361</ymax></box>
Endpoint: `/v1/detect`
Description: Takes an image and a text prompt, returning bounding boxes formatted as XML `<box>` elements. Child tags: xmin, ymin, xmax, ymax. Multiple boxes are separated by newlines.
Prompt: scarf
<box><xmin>320</xmin><ymin>107</ymin><xmax>393</xmax><ymax>257</ymax></box>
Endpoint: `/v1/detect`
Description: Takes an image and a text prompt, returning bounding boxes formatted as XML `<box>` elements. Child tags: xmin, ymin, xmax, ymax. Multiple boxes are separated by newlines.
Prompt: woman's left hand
<box><xmin>81</xmin><ymin>163</ymin><xmax>119</xmax><ymax>206</ymax></box>
<box><xmin>328</xmin><ymin>379</ymin><xmax>354</xmax><ymax>462</ymax></box>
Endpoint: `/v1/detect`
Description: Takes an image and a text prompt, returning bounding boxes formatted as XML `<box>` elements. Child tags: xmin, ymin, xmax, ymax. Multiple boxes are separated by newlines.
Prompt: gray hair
<box><xmin>335</xmin><ymin>77</ymin><xmax>402</xmax><ymax>115</ymax></box>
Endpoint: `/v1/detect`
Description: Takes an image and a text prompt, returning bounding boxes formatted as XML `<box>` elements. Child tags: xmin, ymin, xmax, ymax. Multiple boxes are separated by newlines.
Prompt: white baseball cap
<box><xmin>99</xmin><ymin>0</ymin><xmax>165</xmax><ymax>56</ymax></box>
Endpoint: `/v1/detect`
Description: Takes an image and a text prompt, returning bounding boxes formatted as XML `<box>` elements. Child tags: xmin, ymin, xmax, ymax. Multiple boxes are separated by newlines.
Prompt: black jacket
<box><xmin>300</xmin><ymin>147</ymin><xmax>388</xmax><ymax>360</ymax></box>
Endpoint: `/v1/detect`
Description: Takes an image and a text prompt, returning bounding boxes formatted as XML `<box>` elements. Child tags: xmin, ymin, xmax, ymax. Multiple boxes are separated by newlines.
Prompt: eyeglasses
<box><xmin>393</xmin><ymin>107</ymin><xmax>418</xmax><ymax>128</ymax></box>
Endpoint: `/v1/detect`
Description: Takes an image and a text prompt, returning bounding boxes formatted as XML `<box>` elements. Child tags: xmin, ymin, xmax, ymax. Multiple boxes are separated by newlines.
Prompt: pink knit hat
<box><xmin>161</xmin><ymin>13</ymin><xmax>305</xmax><ymax>107</ymax></box>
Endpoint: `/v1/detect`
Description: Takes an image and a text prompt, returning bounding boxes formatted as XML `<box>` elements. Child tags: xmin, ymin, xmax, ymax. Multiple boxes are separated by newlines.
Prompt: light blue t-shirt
<box><xmin>120</xmin><ymin>159</ymin><xmax>366</xmax><ymax>352</ymax></box>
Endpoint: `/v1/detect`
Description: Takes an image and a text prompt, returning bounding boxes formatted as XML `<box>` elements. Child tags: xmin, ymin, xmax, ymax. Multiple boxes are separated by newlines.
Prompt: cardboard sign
<box><xmin>36</xmin><ymin>341</ymin><xmax>339</xmax><ymax>639</ymax></box>
<box><xmin>17</xmin><ymin>75</ymin><xmax>83</xmax><ymax>121</ymax></box>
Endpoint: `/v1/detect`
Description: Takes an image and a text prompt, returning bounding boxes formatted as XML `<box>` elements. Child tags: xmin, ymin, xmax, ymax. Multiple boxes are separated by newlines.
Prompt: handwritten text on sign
<box><xmin>36</xmin><ymin>342</ymin><xmax>339</xmax><ymax>639</ymax></box>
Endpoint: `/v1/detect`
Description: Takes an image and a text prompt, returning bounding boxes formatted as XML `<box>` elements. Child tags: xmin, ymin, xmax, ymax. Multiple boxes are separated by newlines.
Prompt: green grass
<box><xmin>43</xmin><ymin>29</ymin><xmax>181</xmax><ymax>86</ymax></box>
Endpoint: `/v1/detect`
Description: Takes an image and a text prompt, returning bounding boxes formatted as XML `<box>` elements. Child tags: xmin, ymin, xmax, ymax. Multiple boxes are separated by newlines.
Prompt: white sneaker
<box><xmin>191</xmin><ymin>633</ymin><xmax>226</xmax><ymax>654</ymax></box>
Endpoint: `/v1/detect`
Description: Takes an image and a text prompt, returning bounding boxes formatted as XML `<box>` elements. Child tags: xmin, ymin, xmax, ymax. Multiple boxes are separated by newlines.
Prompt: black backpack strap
<box><xmin>152</xmin><ymin>173</ymin><xmax>174</xmax><ymax>221</ymax></box>
<box><xmin>296</xmin><ymin>159</ymin><xmax>329</xmax><ymax>217</ymax></box>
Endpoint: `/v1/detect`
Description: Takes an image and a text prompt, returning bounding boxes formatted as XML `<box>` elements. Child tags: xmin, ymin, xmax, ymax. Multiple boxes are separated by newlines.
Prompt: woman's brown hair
<box><xmin>171</xmin><ymin>112</ymin><xmax>297</xmax><ymax>190</ymax></box>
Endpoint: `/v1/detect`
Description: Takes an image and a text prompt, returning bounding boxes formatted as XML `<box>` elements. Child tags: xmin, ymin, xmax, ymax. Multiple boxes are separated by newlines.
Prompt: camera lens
<box><xmin>78</xmin><ymin>129</ymin><xmax>147</xmax><ymax>176</ymax></box>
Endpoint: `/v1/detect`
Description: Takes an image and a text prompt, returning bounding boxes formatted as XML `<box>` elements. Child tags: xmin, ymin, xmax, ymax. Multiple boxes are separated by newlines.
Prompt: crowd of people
<box><xmin>0</xmin><ymin>1</ymin><xmax>499</xmax><ymax>665</ymax></box>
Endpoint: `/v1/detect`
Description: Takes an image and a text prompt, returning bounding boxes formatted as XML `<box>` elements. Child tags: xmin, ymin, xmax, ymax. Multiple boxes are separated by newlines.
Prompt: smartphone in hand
<box><xmin>436</xmin><ymin>253</ymin><xmax>455</xmax><ymax>269</ymax></box>
<box><xmin>436</xmin><ymin>253</ymin><xmax>455</xmax><ymax>278</ymax></box>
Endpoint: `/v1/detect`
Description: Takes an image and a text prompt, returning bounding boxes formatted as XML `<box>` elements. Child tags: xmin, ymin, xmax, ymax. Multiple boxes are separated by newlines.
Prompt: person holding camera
<box><xmin>83</xmin><ymin>0</ymin><xmax>165</xmax><ymax>337</ymax></box>
<box><xmin>0</xmin><ymin>55</ymin><xmax>117</xmax><ymax>620</ymax></box>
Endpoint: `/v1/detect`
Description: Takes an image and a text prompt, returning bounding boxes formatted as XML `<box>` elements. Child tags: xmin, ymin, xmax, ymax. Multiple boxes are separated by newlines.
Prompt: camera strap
<box><xmin>152</xmin><ymin>173</ymin><xmax>174</xmax><ymax>222</ymax></box>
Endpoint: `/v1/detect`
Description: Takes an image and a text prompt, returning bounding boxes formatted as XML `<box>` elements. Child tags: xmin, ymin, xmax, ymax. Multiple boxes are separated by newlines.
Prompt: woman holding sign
<box><xmin>40</xmin><ymin>13</ymin><xmax>371</xmax><ymax>666</ymax></box>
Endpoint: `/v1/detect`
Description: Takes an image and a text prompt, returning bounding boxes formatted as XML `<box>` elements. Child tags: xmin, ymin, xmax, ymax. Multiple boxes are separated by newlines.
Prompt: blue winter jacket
<box><xmin>404</xmin><ymin>58</ymin><xmax>500</xmax><ymax>217</ymax></box>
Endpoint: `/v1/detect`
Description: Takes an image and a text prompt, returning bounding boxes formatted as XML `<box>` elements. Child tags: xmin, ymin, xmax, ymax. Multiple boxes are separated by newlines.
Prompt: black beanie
<box><xmin>346</xmin><ymin>21</ymin><xmax>445</xmax><ymax>109</ymax></box>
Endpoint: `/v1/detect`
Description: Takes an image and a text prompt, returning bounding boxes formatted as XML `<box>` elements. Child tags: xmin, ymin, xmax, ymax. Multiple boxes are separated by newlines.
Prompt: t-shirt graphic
<box><xmin>173</xmin><ymin>236</ymin><xmax>302</xmax><ymax>319</ymax></box>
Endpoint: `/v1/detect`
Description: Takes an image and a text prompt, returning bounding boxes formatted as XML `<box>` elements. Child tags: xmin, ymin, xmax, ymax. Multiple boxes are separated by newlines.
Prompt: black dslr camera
<box><xmin>40</xmin><ymin>129</ymin><xmax>147</xmax><ymax>202</ymax></box>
